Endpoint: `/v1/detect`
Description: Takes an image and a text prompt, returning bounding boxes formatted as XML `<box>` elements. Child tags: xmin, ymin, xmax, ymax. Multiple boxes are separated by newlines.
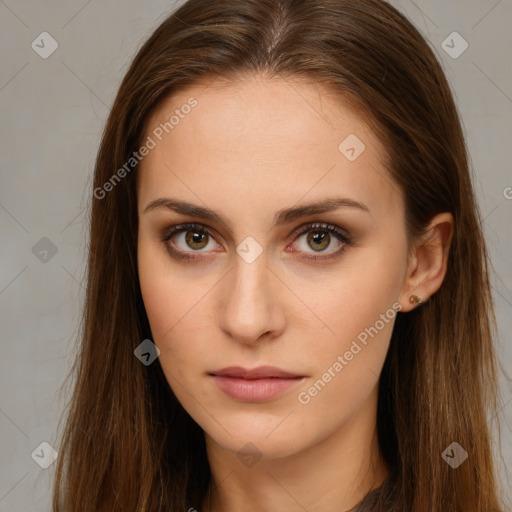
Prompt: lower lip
<box><xmin>211</xmin><ymin>375</ymin><xmax>305</xmax><ymax>402</ymax></box>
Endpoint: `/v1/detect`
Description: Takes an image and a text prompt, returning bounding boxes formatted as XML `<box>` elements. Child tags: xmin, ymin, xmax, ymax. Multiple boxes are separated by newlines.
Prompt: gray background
<box><xmin>1</xmin><ymin>0</ymin><xmax>511</xmax><ymax>510</ymax></box>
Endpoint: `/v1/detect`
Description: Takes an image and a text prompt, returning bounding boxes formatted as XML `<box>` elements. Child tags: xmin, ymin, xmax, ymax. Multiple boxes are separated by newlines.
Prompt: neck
<box><xmin>201</xmin><ymin>386</ymin><xmax>389</xmax><ymax>512</ymax></box>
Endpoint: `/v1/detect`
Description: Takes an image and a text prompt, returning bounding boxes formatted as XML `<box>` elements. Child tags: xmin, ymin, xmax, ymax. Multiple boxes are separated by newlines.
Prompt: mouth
<box><xmin>209</xmin><ymin>366</ymin><xmax>306</xmax><ymax>402</ymax></box>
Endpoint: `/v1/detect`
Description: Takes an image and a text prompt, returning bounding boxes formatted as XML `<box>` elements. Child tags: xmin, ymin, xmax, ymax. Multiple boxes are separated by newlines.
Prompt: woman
<box><xmin>52</xmin><ymin>0</ymin><xmax>507</xmax><ymax>510</ymax></box>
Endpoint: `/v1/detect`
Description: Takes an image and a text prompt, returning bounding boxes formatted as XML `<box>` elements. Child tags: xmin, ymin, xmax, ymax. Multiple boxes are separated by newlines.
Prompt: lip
<box><xmin>209</xmin><ymin>366</ymin><xmax>306</xmax><ymax>402</ymax></box>
<box><xmin>211</xmin><ymin>365</ymin><xmax>303</xmax><ymax>379</ymax></box>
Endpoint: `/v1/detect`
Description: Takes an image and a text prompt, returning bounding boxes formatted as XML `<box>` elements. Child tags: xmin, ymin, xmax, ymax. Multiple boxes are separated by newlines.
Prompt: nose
<box><xmin>218</xmin><ymin>253</ymin><xmax>286</xmax><ymax>346</ymax></box>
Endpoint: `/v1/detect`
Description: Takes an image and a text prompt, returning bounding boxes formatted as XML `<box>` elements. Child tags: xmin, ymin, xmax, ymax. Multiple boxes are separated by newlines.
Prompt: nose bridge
<box><xmin>219</xmin><ymin>249</ymin><xmax>283</xmax><ymax>344</ymax></box>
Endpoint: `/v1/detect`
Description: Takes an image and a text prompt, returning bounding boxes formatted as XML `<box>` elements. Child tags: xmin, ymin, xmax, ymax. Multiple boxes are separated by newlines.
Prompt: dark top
<box><xmin>346</xmin><ymin>474</ymin><xmax>396</xmax><ymax>512</ymax></box>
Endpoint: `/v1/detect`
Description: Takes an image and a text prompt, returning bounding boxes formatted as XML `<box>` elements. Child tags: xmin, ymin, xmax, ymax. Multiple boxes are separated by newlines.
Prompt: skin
<box><xmin>136</xmin><ymin>74</ymin><xmax>454</xmax><ymax>512</ymax></box>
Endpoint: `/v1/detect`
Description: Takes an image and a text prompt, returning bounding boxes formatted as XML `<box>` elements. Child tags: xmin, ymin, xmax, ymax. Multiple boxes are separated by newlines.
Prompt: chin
<box><xmin>215</xmin><ymin>433</ymin><xmax>304</xmax><ymax>461</ymax></box>
<box><xmin>203</xmin><ymin>413</ymin><xmax>315</xmax><ymax>462</ymax></box>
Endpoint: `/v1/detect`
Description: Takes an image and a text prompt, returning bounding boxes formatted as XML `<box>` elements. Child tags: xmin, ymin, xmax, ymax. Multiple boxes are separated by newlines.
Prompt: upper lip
<box><xmin>210</xmin><ymin>366</ymin><xmax>304</xmax><ymax>379</ymax></box>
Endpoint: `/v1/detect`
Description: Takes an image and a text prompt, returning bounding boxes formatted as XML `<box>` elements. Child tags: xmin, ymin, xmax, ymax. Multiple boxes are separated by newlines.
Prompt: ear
<box><xmin>398</xmin><ymin>212</ymin><xmax>454</xmax><ymax>312</ymax></box>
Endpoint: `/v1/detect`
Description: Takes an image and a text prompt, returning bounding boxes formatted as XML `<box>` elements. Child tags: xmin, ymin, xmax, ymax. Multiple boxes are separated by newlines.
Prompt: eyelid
<box><xmin>289</xmin><ymin>221</ymin><xmax>350</xmax><ymax>241</ymax></box>
<box><xmin>161</xmin><ymin>223</ymin><xmax>220</xmax><ymax>244</ymax></box>
<box><xmin>160</xmin><ymin>221</ymin><xmax>352</xmax><ymax>261</ymax></box>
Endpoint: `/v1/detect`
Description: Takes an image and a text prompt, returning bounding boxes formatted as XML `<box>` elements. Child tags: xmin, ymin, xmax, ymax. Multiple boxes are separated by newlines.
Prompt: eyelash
<box><xmin>160</xmin><ymin>222</ymin><xmax>353</xmax><ymax>263</ymax></box>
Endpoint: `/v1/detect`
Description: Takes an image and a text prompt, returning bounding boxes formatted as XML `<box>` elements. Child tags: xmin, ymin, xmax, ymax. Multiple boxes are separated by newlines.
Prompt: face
<box><xmin>137</xmin><ymin>74</ymin><xmax>411</xmax><ymax>460</ymax></box>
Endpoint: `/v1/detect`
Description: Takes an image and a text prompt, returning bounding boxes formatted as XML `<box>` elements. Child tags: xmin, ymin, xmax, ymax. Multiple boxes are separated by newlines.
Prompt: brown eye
<box><xmin>306</xmin><ymin>230</ymin><xmax>330</xmax><ymax>252</ymax></box>
<box><xmin>185</xmin><ymin>230</ymin><xmax>209</xmax><ymax>250</ymax></box>
<box><xmin>161</xmin><ymin>221</ymin><xmax>352</xmax><ymax>263</ymax></box>
<box><xmin>161</xmin><ymin>223</ymin><xmax>221</xmax><ymax>261</ymax></box>
<box><xmin>288</xmin><ymin>222</ymin><xmax>353</xmax><ymax>261</ymax></box>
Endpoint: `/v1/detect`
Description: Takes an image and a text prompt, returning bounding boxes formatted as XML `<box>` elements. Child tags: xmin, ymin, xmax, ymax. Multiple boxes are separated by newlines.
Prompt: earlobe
<box><xmin>409</xmin><ymin>294</ymin><xmax>423</xmax><ymax>306</ymax></box>
<box><xmin>399</xmin><ymin>212</ymin><xmax>454</xmax><ymax>312</ymax></box>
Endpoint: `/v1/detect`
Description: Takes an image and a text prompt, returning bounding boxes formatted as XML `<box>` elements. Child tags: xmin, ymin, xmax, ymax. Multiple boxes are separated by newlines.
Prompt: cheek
<box><xmin>293</xmin><ymin>249</ymin><xmax>404</xmax><ymax>399</ymax></box>
<box><xmin>294</xmin><ymin>293</ymin><xmax>397</xmax><ymax>433</ymax></box>
<box><xmin>138</xmin><ymin>233</ymin><xmax>193</xmax><ymax>334</ymax></box>
<box><xmin>138</xmin><ymin>255</ymin><xmax>172</xmax><ymax>337</ymax></box>
<box><xmin>137</xmin><ymin>240</ymin><xmax>213</xmax><ymax>371</ymax></box>
<box><xmin>300</xmin><ymin>256</ymin><xmax>402</xmax><ymax>350</ymax></box>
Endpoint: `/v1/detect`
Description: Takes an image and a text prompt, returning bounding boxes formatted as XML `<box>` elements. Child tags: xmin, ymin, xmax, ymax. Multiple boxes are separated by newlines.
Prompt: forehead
<box><xmin>137</xmin><ymin>75</ymin><xmax>402</xmax><ymax>223</ymax></box>
<box><xmin>144</xmin><ymin>74</ymin><xmax>379</xmax><ymax>153</ymax></box>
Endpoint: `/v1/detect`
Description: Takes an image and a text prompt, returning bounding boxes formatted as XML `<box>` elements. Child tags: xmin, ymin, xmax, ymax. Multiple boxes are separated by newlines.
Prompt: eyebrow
<box><xmin>143</xmin><ymin>196</ymin><xmax>371</xmax><ymax>228</ymax></box>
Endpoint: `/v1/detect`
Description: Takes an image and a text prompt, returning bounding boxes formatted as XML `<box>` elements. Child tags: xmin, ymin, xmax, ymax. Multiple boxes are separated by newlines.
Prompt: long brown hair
<box><xmin>52</xmin><ymin>0</ymin><xmax>508</xmax><ymax>510</ymax></box>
